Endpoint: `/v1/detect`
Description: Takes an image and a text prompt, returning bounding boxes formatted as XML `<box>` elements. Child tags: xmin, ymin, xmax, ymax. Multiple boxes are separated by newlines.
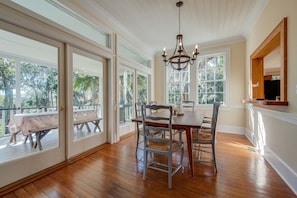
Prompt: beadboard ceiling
<box><xmin>45</xmin><ymin>0</ymin><xmax>269</xmax><ymax>56</ymax></box>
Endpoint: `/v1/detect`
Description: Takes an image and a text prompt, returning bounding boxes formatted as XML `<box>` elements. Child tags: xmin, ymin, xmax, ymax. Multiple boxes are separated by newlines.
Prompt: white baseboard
<box><xmin>264</xmin><ymin>146</ymin><xmax>297</xmax><ymax>195</ymax></box>
<box><xmin>217</xmin><ymin>125</ymin><xmax>245</xmax><ymax>135</ymax></box>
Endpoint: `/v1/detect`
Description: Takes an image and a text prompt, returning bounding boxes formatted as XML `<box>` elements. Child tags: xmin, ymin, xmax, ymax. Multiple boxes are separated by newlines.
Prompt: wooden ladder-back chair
<box><xmin>141</xmin><ymin>104</ymin><xmax>184</xmax><ymax>189</ymax></box>
<box><xmin>135</xmin><ymin>102</ymin><xmax>162</xmax><ymax>157</ymax></box>
<box><xmin>192</xmin><ymin>102</ymin><xmax>221</xmax><ymax>172</ymax></box>
<box><xmin>135</xmin><ymin>102</ymin><xmax>144</xmax><ymax>155</ymax></box>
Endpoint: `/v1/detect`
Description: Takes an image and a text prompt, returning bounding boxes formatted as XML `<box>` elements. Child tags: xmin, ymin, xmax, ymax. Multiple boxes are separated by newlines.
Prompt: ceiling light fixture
<box><xmin>162</xmin><ymin>1</ymin><xmax>199</xmax><ymax>71</ymax></box>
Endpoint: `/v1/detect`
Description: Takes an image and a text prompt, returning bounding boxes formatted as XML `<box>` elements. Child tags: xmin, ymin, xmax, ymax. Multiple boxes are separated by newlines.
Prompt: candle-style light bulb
<box><xmin>194</xmin><ymin>44</ymin><xmax>199</xmax><ymax>54</ymax></box>
<box><xmin>162</xmin><ymin>47</ymin><xmax>167</xmax><ymax>57</ymax></box>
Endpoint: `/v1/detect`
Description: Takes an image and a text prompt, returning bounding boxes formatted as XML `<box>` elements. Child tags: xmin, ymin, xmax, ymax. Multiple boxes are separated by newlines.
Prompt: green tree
<box><xmin>137</xmin><ymin>74</ymin><xmax>147</xmax><ymax>103</ymax></box>
<box><xmin>21</xmin><ymin>62</ymin><xmax>58</xmax><ymax>110</ymax></box>
<box><xmin>73</xmin><ymin>73</ymin><xmax>99</xmax><ymax>107</ymax></box>
<box><xmin>0</xmin><ymin>58</ymin><xmax>16</xmax><ymax>135</ymax></box>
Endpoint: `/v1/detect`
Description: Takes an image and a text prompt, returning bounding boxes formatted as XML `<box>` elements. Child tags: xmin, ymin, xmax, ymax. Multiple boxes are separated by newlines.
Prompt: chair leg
<box><xmin>197</xmin><ymin>144</ymin><xmax>202</xmax><ymax>160</ymax></box>
<box><xmin>180</xmin><ymin>147</ymin><xmax>184</xmax><ymax>171</ymax></box>
<box><xmin>168</xmin><ymin>154</ymin><xmax>172</xmax><ymax>189</ymax></box>
<box><xmin>143</xmin><ymin>150</ymin><xmax>148</xmax><ymax>180</ymax></box>
<box><xmin>212</xmin><ymin>143</ymin><xmax>217</xmax><ymax>173</ymax></box>
<box><xmin>136</xmin><ymin>130</ymin><xmax>140</xmax><ymax>155</ymax></box>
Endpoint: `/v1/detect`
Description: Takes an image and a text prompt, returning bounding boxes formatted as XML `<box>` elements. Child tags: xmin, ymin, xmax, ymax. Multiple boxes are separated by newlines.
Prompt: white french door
<box><xmin>0</xmin><ymin>26</ymin><xmax>66</xmax><ymax>187</ymax></box>
<box><xmin>66</xmin><ymin>45</ymin><xmax>107</xmax><ymax>158</ymax></box>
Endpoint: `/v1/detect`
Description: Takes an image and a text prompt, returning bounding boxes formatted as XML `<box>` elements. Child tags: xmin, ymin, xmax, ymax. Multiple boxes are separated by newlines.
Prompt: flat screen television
<box><xmin>264</xmin><ymin>80</ymin><xmax>280</xmax><ymax>100</ymax></box>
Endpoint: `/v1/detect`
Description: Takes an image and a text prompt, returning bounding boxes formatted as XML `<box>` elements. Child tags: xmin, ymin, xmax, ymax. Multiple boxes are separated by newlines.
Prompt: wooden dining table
<box><xmin>132</xmin><ymin>110</ymin><xmax>205</xmax><ymax>177</ymax></box>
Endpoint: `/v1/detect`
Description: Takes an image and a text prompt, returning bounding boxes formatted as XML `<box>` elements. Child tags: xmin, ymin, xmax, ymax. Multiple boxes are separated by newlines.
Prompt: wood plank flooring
<box><xmin>2</xmin><ymin>132</ymin><xmax>296</xmax><ymax>197</ymax></box>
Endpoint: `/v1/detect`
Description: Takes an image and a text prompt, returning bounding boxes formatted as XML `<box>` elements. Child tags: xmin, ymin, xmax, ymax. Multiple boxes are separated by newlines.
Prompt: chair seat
<box><xmin>147</xmin><ymin>140</ymin><xmax>182</xmax><ymax>151</ymax></box>
<box><xmin>147</xmin><ymin>130</ymin><xmax>162</xmax><ymax>136</ymax></box>
<box><xmin>192</xmin><ymin>130</ymin><xmax>213</xmax><ymax>142</ymax></box>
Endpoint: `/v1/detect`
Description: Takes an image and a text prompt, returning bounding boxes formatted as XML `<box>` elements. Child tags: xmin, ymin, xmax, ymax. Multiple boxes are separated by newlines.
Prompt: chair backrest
<box><xmin>141</xmin><ymin>104</ymin><xmax>173</xmax><ymax>144</ymax></box>
<box><xmin>181</xmin><ymin>101</ymin><xmax>195</xmax><ymax>111</ymax></box>
<box><xmin>149</xmin><ymin>101</ymin><xmax>158</xmax><ymax>114</ymax></box>
<box><xmin>135</xmin><ymin>102</ymin><xmax>146</xmax><ymax>129</ymax></box>
<box><xmin>135</xmin><ymin>102</ymin><xmax>144</xmax><ymax>117</ymax></box>
<box><xmin>149</xmin><ymin>101</ymin><xmax>157</xmax><ymax>105</ymax></box>
<box><xmin>210</xmin><ymin>102</ymin><xmax>222</xmax><ymax>135</ymax></box>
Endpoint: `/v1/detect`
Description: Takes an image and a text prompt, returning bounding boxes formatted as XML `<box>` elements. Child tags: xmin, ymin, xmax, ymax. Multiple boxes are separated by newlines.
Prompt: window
<box><xmin>166</xmin><ymin>66</ymin><xmax>190</xmax><ymax>105</ymax></box>
<box><xmin>12</xmin><ymin>0</ymin><xmax>111</xmax><ymax>48</ymax></box>
<box><xmin>166</xmin><ymin>49</ymin><xmax>228</xmax><ymax>105</ymax></box>
<box><xmin>136</xmin><ymin>73</ymin><xmax>148</xmax><ymax>104</ymax></box>
<box><xmin>118</xmin><ymin>68</ymin><xmax>134</xmax><ymax>124</ymax></box>
<box><xmin>197</xmin><ymin>53</ymin><xmax>225</xmax><ymax>104</ymax></box>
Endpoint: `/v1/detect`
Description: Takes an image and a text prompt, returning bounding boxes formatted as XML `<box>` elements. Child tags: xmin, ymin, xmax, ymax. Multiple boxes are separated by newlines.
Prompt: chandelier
<box><xmin>162</xmin><ymin>1</ymin><xmax>199</xmax><ymax>71</ymax></box>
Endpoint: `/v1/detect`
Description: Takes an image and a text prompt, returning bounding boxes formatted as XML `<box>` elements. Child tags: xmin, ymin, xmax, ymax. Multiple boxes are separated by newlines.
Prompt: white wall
<box><xmin>246</xmin><ymin>0</ymin><xmax>297</xmax><ymax>194</ymax></box>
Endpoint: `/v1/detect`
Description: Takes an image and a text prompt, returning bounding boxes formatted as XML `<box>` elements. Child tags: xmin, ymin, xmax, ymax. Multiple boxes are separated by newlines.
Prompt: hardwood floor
<box><xmin>2</xmin><ymin>132</ymin><xmax>296</xmax><ymax>197</ymax></box>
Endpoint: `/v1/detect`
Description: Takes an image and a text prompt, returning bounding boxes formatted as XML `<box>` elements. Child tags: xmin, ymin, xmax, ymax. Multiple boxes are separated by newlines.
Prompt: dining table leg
<box><xmin>185</xmin><ymin>127</ymin><xmax>194</xmax><ymax>177</ymax></box>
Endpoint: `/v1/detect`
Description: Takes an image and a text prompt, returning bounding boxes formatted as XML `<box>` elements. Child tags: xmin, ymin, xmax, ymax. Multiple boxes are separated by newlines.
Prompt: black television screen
<box><xmin>264</xmin><ymin>80</ymin><xmax>280</xmax><ymax>100</ymax></box>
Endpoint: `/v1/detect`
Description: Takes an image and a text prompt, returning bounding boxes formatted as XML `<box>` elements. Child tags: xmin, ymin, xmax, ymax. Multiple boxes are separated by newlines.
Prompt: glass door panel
<box><xmin>67</xmin><ymin>47</ymin><xmax>106</xmax><ymax>158</ymax></box>
<box><xmin>136</xmin><ymin>73</ymin><xmax>148</xmax><ymax>104</ymax></box>
<box><xmin>118</xmin><ymin>68</ymin><xmax>134</xmax><ymax>125</ymax></box>
<box><xmin>0</xmin><ymin>29</ymin><xmax>65</xmax><ymax>188</ymax></box>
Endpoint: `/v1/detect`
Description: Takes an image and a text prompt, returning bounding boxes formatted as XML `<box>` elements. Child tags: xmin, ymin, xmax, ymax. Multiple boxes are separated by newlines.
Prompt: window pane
<box><xmin>0</xmin><ymin>30</ymin><xmax>59</xmax><ymax>161</ymax></box>
<box><xmin>207</xmin><ymin>57</ymin><xmax>217</xmax><ymax>67</ymax></box>
<box><xmin>136</xmin><ymin>74</ymin><xmax>148</xmax><ymax>103</ymax></box>
<box><xmin>12</xmin><ymin>0</ymin><xmax>111</xmax><ymax>48</ymax></box>
<box><xmin>215</xmin><ymin>67</ymin><xmax>224</xmax><ymax>80</ymax></box>
<box><xmin>216</xmin><ymin>93</ymin><xmax>224</xmax><ymax>103</ymax></box>
<box><xmin>20</xmin><ymin>62</ymin><xmax>58</xmax><ymax>113</ymax></box>
<box><xmin>197</xmin><ymin>59</ymin><xmax>206</xmax><ymax>69</ymax></box>
<box><xmin>119</xmin><ymin>68</ymin><xmax>134</xmax><ymax>124</ymax></box>
<box><xmin>207</xmin><ymin>81</ymin><xmax>215</xmax><ymax>93</ymax></box>
<box><xmin>0</xmin><ymin>58</ymin><xmax>16</xmax><ymax>136</ymax></box>
<box><xmin>207</xmin><ymin>93</ymin><xmax>215</xmax><ymax>103</ymax></box>
<box><xmin>215</xmin><ymin>81</ymin><xmax>224</xmax><ymax>92</ymax></box>
<box><xmin>198</xmin><ymin>69</ymin><xmax>206</xmax><ymax>81</ymax></box>
<box><xmin>206</xmin><ymin>68</ymin><xmax>214</xmax><ymax>80</ymax></box>
<box><xmin>72</xmin><ymin>53</ymin><xmax>104</xmax><ymax>140</ymax></box>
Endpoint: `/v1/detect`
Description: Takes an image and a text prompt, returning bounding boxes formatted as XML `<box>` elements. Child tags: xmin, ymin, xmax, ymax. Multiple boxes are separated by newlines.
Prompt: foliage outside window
<box><xmin>0</xmin><ymin>56</ymin><xmax>103</xmax><ymax>136</ymax></box>
<box><xmin>73</xmin><ymin>72</ymin><xmax>100</xmax><ymax>108</ymax></box>
<box><xmin>197</xmin><ymin>54</ymin><xmax>225</xmax><ymax>104</ymax></box>
<box><xmin>136</xmin><ymin>73</ymin><xmax>148</xmax><ymax>104</ymax></box>
<box><xmin>21</xmin><ymin>62</ymin><xmax>58</xmax><ymax>110</ymax></box>
<box><xmin>166</xmin><ymin>66</ymin><xmax>190</xmax><ymax>105</ymax></box>
<box><xmin>0</xmin><ymin>57</ymin><xmax>59</xmax><ymax>136</ymax></box>
<box><xmin>119</xmin><ymin>69</ymin><xmax>134</xmax><ymax>123</ymax></box>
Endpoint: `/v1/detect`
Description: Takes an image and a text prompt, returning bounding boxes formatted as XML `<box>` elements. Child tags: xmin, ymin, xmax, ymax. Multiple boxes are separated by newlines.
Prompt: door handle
<box><xmin>59</xmin><ymin>106</ymin><xmax>65</xmax><ymax>111</ymax></box>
